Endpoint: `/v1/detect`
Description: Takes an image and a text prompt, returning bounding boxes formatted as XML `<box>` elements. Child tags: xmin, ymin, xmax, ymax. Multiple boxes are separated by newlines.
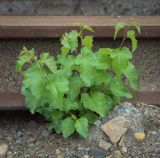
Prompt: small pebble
<box><xmin>112</xmin><ymin>150</ymin><xmax>122</xmax><ymax>158</ymax></box>
<box><xmin>41</xmin><ymin>130</ymin><xmax>49</xmax><ymax>139</ymax></box>
<box><xmin>0</xmin><ymin>143</ymin><xmax>9</xmax><ymax>156</ymax></box>
<box><xmin>55</xmin><ymin>149</ymin><xmax>61</xmax><ymax>155</ymax></box>
<box><xmin>151</xmin><ymin>131</ymin><xmax>157</xmax><ymax>135</ymax></box>
<box><xmin>99</xmin><ymin>139</ymin><xmax>112</xmax><ymax>151</ymax></box>
<box><xmin>134</xmin><ymin>132</ymin><xmax>145</xmax><ymax>141</ymax></box>
<box><xmin>122</xmin><ymin>146</ymin><xmax>127</xmax><ymax>153</ymax></box>
<box><xmin>6</xmin><ymin>137</ymin><xmax>12</xmax><ymax>142</ymax></box>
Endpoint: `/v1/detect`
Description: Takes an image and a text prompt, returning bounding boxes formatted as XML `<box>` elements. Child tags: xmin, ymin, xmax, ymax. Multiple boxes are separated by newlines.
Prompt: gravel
<box><xmin>0</xmin><ymin>102</ymin><xmax>160</xmax><ymax>157</ymax></box>
<box><xmin>0</xmin><ymin>38</ymin><xmax>159</xmax><ymax>92</ymax></box>
<box><xmin>0</xmin><ymin>0</ymin><xmax>160</xmax><ymax>15</ymax></box>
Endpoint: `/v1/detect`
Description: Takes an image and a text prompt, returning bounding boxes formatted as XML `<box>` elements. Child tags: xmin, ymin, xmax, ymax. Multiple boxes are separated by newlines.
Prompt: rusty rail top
<box><xmin>0</xmin><ymin>16</ymin><xmax>160</xmax><ymax>38</ymax></box>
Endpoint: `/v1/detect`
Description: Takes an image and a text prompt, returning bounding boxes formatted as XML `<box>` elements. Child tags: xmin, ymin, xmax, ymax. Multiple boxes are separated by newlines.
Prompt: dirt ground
<box><xmin>0</xmin><ymin>102</ymin><xmax>160</xmax><ymax>158</ymax></box>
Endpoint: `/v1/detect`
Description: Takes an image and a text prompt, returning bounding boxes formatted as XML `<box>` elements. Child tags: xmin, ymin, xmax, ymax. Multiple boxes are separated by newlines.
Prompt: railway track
<box><xmin>0</xmin><ymin>16</ymin><xmax>160</xmax><ymax>110</ymax></box>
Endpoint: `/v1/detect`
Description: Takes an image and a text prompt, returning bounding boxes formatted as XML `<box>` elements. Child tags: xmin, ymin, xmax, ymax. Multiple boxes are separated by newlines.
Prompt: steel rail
<box><xmin>0</xmin><ymin>16</ymin><xmax>159</xmax><ymax>38</ymax></box>
<box><xmin>0</xmin><ymin>91</ymin><xmax>160</xmax><ymax>110</ymax></box>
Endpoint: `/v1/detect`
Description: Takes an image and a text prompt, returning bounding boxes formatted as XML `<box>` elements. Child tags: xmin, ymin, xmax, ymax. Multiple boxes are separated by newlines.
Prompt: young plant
<box><xmin>16</xmin><ymin>19</ymin><xmax>140</xmax><ymax>139</ymax></box>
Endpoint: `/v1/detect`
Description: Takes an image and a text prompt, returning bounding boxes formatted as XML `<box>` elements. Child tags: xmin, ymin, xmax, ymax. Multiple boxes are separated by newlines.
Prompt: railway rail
<box><xmin>0</xmin><ymin>16</ymin><xmax>160</xmax><ymax>38</ymax></box>
<box><xmin>0</xmin><ymin>16</ymin><xmax>160</xmax><ymax>110</ymax></box>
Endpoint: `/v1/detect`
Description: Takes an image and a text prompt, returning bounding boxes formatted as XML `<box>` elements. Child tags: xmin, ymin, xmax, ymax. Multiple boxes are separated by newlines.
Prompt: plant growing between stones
<box><xmin>16</xmin><ymin>19</ymin><xmax>140</xmax><ymax>139</ymax></box>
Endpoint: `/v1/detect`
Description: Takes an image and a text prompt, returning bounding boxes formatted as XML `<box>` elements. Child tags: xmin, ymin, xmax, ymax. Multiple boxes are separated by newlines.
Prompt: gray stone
<box><xmin>15</xmin><ymin>138</ymin><xmax>23</xmax><ymax>145</ymax></box>
<box><xmin>41</xmin><ymin>130</ymin><xmax>49</xmax><ymax>139</ymax></box>
<box><xmin>99</xmin><ymin>139</ymin><xmax>112</xmax><ymax>151</ymax></box>
<box><xmin>121</xmin><ymin>146</ymin><xmax>127</xmax><ymax>153</ymax></box>
<box><xmin>88</xmin><ymin>148</ymin><xmax>107</xmax><ymax>158</ymax></box>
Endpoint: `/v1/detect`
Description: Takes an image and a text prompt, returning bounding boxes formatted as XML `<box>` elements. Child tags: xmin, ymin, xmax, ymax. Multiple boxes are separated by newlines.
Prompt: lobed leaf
<box><xmin>75</xmin><ymin>117</ymin><xmax>89</xmax><ymax>139</ymax></box>
<box><xmin>81</xmin><ymin>92</ymin><xmax>107</xmax><ymax>117</ymax></box>
<box><xmin>22</xmin><ymin>89</ymin><xmax>39</xmax><ymax>114</ymax></box>
<box><xmin>81</xmin><ymin>112</ymin><xmax>99</xmax><ymax>124</ymax></box>
<box><xmin>82</xmin><ymin>36</ymin><xmax>93</xmax><ymax>49</ymax></box>
<box><xmin>60</xmin><ymin>30</ymin><xmax>79</xmax><ymax>54</ymax></box>
<box><xmin>111</xmin><ymin>47</ymin><xmax>132</xmax><ymax>75</ymax></box>
<box><xmin>77</xmin><ymin>22</ymin><xmax>94</xmax><ymax>32</ymax></box>
<box><xmin>110</xmin><ymin>77</ymin><xmax>132</xmax><ymax>98</ymax></box>
<box><xmin>68</xmin><ymin>76</ymin><xmax>83</xmax><ymax>101</ymax></box>
<box><xmin>64</xmin><ymin>98</ymin><xmax>80</xmax><ymax>112</ymax></box>
<box><xmin>57</xmin><ymin>55</ymin><xmax>76</xmax><ymax>76</ymax></box>
<box><xmin>75</xmin><ymin>47</ymin><xmax>110</xmax><ymax>86</ymax></box>
<box><xmin>96</xmin><ymin>48</ymin><xmax>112</xmax><ymax>69</ymax></box>
<box><xmin>16</xmin><ymin>47</ymin><xmax>35</xmax><ymax>72</ymax></box>
<box><xmin>131</xmin><ymin>17</ymin><xmax>141</xmax><ymax>33</ymax></box>
<box><xmin>114</xmin><ymin>22</ymin><xmax>125</xmax><ymax>39</ymax></box>
<box><xmin>124</xmin><ymin>63</ymin><xmax>139</xmax><ymax>90</ymax></box>
<box><xmin>46</xmin><ymin>75</ymin><xmax>69</xmax><ymax>110</ymax></box>
<box><xmin>61</xmin><ymin>117</ymin><xmax>75</xmax><ymax>138</ymax></box>
<box><xmin>127</xmin><ymin>30</ymin><xmax>137</xmax><ymax>53</ymax></box>
<box><xmin>39</xmin><ymin>53</ymin><xmax>56</xmax><ymax>73</ymax></box>
<box><xmin>75</xmin><ymin>47</ymin><xmax>96</xmax><ymax>86</ymax></box>
<box><xmin>22</xmin><ymin>64</ymin><xmax>46</xmax><ymax>99</ymax></box>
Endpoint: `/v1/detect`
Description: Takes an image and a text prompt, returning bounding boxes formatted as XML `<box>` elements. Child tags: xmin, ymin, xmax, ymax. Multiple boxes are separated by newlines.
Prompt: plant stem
<box><xmin>120</xmin><ymin>28</ymin><xmax>127</xmax><ymax>48</ymax></box>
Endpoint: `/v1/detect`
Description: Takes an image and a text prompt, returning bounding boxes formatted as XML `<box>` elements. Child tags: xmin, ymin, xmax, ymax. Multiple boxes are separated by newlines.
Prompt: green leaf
<box><xmin>81</xmin><ymin>92</ymin><xmax>107</xmax><ymax>117</ymax></box>
<box><xmin>37</xmin><ymin>106</ymin><xmax>52</xmax><ymax>121</ymax></box>
<box><xmin>124</xmin><ymin>63</ymin><xmax>139</xmax><ymax>90</ymax></box>
<box><xmin>111</xmin><ymin>47</ymin><xmax>132</xmax><ymax>75</ymax></box>
<box><xmin>77</xmin><ymin>22</ymin><xmax>94</xmax><ymax>32</ymax></box>
<box><xmin>51</xmin><ymin>110</ymin><xmax>64</xmax><ymax>121</ymax></box>
<box><xmin>16</xmin><ymin>47</ymin><xmax>35</xmax><ymax>72</ymax></box>
<box><xmin>68</xmin><ymin>76</ymin><xmax>83</xmax><ymax>101</ymax></box>
<box><xmin>96</xmin><ymin>48</ymin><xmax>112</xmax><ymax>69</ymax></box>
<box><xmin>61</xmin><ymin>47</ymin><xmax>70</xmax><ymax>56</ymax></box>
<box><xmin>22</xmin><ymin>89</ymin><xmax>39</xmax><ymax>114</ymax></box>
<box><xmin>57</xmin><ymin>55</ymin><xmax>75</xmax><ymax>76</ymax></box>
<box><xmin>131</xmin><ymin>17</ymin><xmax>141</xmax><ymax>33</ymax></box>
<box><xmin>82</xmin><ymin>36</ymin><xmax>93</xmax><ymax>48</ymax></box>
<box><xmin>39</xmin><ymin>53</ymin><xmax>56</xmax><ymax>73</ymax></box>
<box><xmin>22</xmin><ymin>64</ymin><xmax>46</xmax><ymax>99</ymax></box>
<box><xmin>64</xmin><ymin>98</ymin><xmax>80</xmax><ymax>112</ymax></box>
<box><xmin>60</xmin><ymin>30</ymin><xmax>79</xmax><ymax>53</ymax></box>
<box><xmin>97</xmin><ymin>48</ymin><xmax>112</xmax><ymax>55</ymax></box>
<box><xmin>75</xmin><ymin>47</ymin><xmax>108</xmax><ymax>86</ymax></box>
<box><xmin>48</xmin><ymin>110</ymin><xmax>64</xmax><ymax>133</ymax></box>
<box><xmin>114</xmin><ymin>22</ymin><xmax>125</xmax><ymax>39</ymax></box>
<box><xmin>93</xmin><ymin>71</ymin><xmax>112</xmax><ymax>86</ymax></box>
<box><xmin>127</xmin><ymin>30</ymin><xmax>137</xmax><ymax>53</ymax></box>
<box><xmin>68</xmin><ymin>30</ymin><xmax>79</xmax><ymax>51</ymax></box>
<box><xmin>110</xmin><ymin>77</ymin><xmax>132</xmax><ymax>98</ymax></box>
<box><xmin>49</xmin><ymin>119</ymin><xmax>62</xmax><ymax>134</ymax></box>
<box><xmin>46</xmin><ymin>75</ymin><xmax>69</xmax><ymax>110</ymax></box>
<box><xmin>61</xmin><ymin>117</ymin><xmax>75</xmax><ymax>138</ymax></box>
<box><xmin>75</xmin><ymin>117</ymin><xmax>89</xmax><ymax>139</ymax></box>
<box><xmin>61</xmin><ymin>33</ymin><xmax>70</xmax><ymax>49</ymax></box>
<box><xmin>82</xmin><ymin>112</ymin><xmax>99</xmax><ymax>124</ymax></box>
<box><xmin>75</xmin><ymin>47</ymin><xmax>96</xmax><ymax>86</ymax></box>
